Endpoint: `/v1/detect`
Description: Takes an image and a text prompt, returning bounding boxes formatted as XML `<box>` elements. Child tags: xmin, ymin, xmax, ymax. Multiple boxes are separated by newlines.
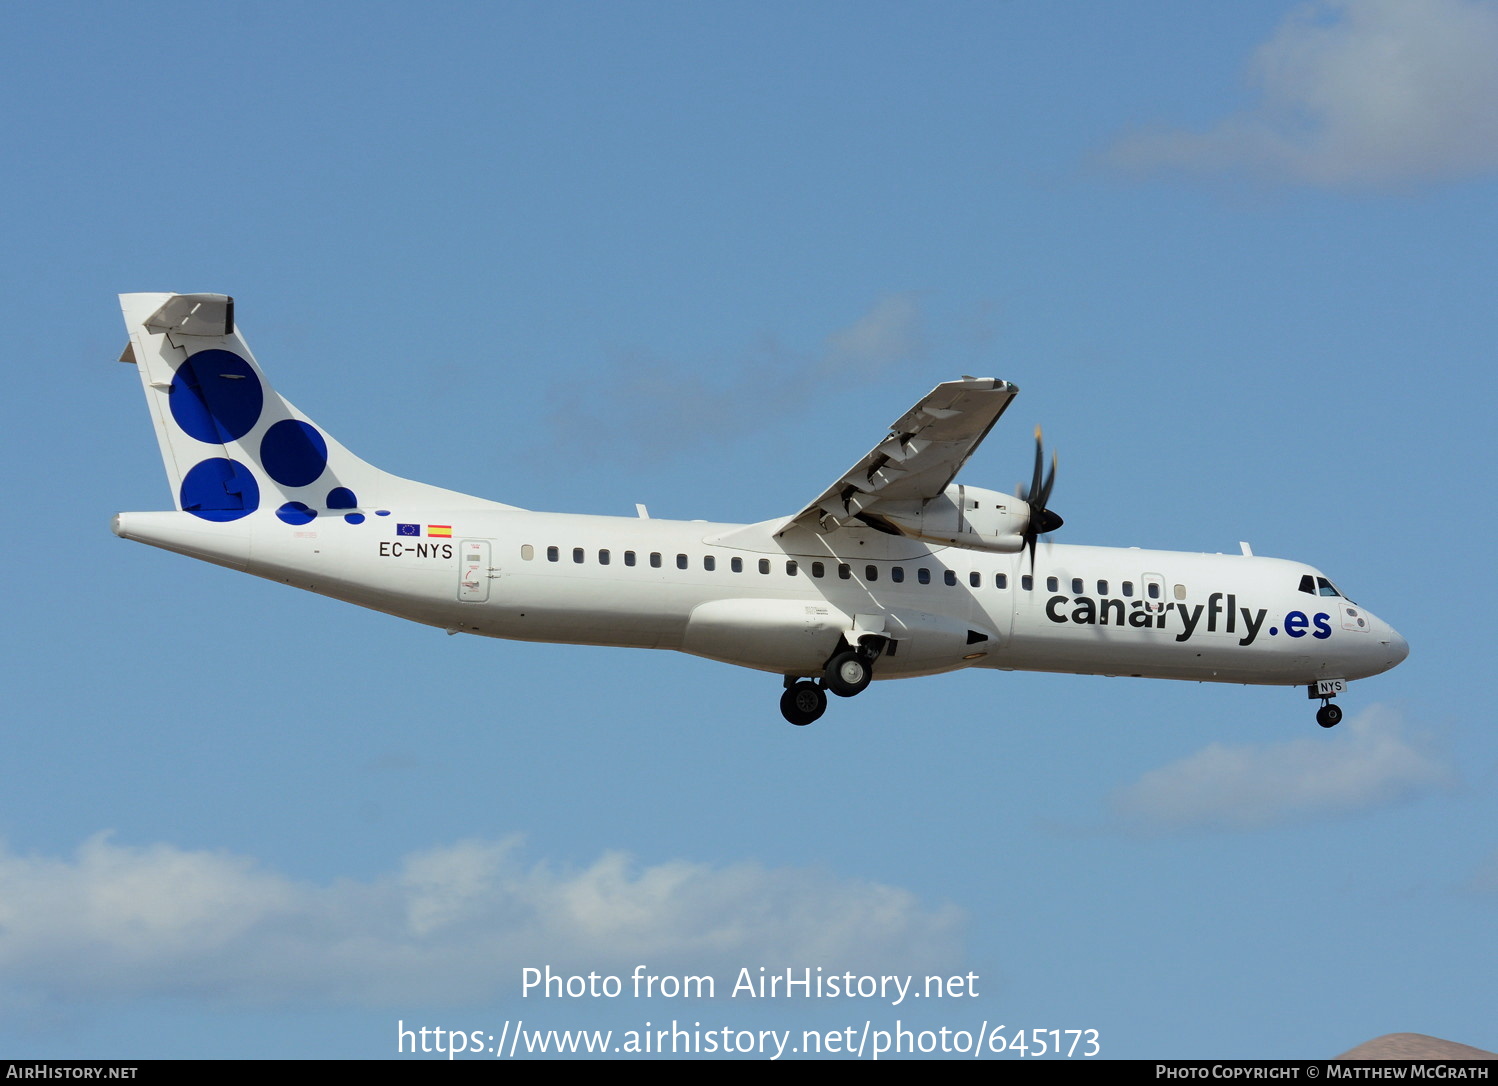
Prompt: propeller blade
<box><xmin>1020</xmin><ymin>427</ymin><xmax>1063</xmax><ymax>569</ymax></box>
<box><xmin>1038</xmin><ymin>450</ymin><xmax>1056</xmax><ymax>511</ymax></box>
<box><xmin>1026</xmin><ymin>425</ymin><xmax>1045</xmax><ymax>504</ymax></box>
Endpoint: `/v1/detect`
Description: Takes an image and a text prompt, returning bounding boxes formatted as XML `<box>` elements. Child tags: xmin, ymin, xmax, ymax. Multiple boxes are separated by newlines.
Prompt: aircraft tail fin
<box><xmin>119</xmin><ymin>293</ymin><xmax>512</xmax><ymax>524</ymax></box>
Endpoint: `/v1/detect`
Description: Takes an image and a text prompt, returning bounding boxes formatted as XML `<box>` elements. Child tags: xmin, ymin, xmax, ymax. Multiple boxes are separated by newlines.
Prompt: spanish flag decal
<box><xmin>427</xmin><ymin>524</ymin><xmax>453</xmax><ymax>538</ymax></box>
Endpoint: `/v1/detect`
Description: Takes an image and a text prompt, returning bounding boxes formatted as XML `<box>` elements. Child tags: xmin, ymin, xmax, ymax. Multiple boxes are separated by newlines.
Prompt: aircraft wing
<box><xmin>778</xmin><ymin>377</ymin><xmax>1018</xmax><ymax>535</ymax></box>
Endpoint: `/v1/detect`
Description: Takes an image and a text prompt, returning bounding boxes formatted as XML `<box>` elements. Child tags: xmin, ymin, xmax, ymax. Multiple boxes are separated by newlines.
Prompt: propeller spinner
<box><xmin>1017</xmin><ymin>426</ymin><xmax>1063</xmax><ymax>568</ymax></box>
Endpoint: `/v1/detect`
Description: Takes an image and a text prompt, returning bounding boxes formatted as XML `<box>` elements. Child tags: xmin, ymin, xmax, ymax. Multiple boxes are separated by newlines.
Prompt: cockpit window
<box><xmin>1300</xmin><ymin>573</ymin><xmax>1353</xmax><ymax>603</ymax></box>
<box><xmin>1318</xmin><ymin>576</ymin><xmax>1354</xmax><ymax>602</ymax></box>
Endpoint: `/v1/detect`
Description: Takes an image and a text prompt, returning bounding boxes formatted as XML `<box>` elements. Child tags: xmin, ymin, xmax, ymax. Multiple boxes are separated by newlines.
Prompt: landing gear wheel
<box><xmin>780</xmin><ymin>681</ymin><xmax>826</xmax><ymax>726</ymax></box>
<box><xmin>1316</xmin><ymin>703</ymin><xmax>1343</xmax><ymax>728</ymax></box>
<box><xmin>824</xmin><ymin>651</ymin><xmax>873</xmax><ymax>698</ymax></box>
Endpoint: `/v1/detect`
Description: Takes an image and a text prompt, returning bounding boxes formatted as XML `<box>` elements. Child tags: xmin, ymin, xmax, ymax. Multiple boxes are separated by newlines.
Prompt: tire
<box><xmin>780</xmin><ymin>681</ymin><xmax>826</xmax><ymax>726</ymax></box>
<box><xmin>1316</xmin><ymin>703</ymin><xmax>1343</xmax><ymax>728</ymax></box>
<box><xmin>824</xmin><ymin>651</ymin><xmax>873</xmax><ymax>698</ymax></box>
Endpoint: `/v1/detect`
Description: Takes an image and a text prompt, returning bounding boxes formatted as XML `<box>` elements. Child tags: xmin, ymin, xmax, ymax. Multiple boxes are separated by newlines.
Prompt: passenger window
<box><xmin>650</xmin><ymin>552</ymin><xmax>662</xmax><ymax>568</ymax></box>
<box><xmin>1047</xmin><ymin>577</ymin><xmax>1059</xmax><ymax>592</ymax></box>
<box><xmin>995</xmin><ymin>573</ymin><xmax>1007</xmax><ymax>589</ymax></box>
<box><xmin>944</xmin><ymin>570</ymin><xmax>957</xmax><ymax>586</ymax></box>
<box><xmin>811</xmin><ymin>562</ymin><xmax>824</xmax><ymax>578</ymax></box>
<box><xmin>704</xmin><ymin>555</ymin><xmax>715</xmax><ymax>571</ymax></box>
<box><xmin>731</xmin><ymin>557</ymin><xmax>743</xmax><ymax>573</ymax></box>
<box><xmin>1071</xmin><ymin>577</ymin><xmax>1083</xmax><ymax>594</ymax></box>
<box><xmin>624</xmin><ymin>551</ymin><xmax>636</xmax><ymax>567</ymax></box>
<box><xmin>838</xmin><ymin>563</ymin><xmax>851</xmax><ymax>580</ymax></box>
<box><xmin>971</xmin><ymin>572</ymin><xmax>982</xmax><ymax>588</ymax></box>
<box><xmin>759</xmin><ymin>559</ymin><xmax>771</xmax><ymax>575</ymax></box>
<box><xmin>547</xmin><ymin>546</ymin><xmax>559</xmax><ymax>562</ymax></box>
<box><xmin>599</xmin><ymin>549</ymin><xmax>610</xmax><ymax>565</ymax></box>
<box><xmin>891</xmin><ymin>566</ymin><xmax>904</xmax><ymax>583</ymax></box>
<box><xmin>786</xmin><ymin>560</ymin><xmax>798</xmax><ymax>576</ymax></box>
<box><xmin>1097</xmin><ymin>580</ymin><xmax>1107</xmax><ymax>595</ymax></box>
<box><xmin>1122</xmin><ymin>581</ymin><xmax>1134</xmax><ymax>597</ymax></box>
<box><xmin>865</xmin><ymin>565</ymin><xmax>878</xmax><ymax>582</ymax></box>
<box><xmin>1021</xmin><ymin>574</ymin><xmax>1033</xmax><ymax>591</ymax></box>
<box><xmin>917</xmin><ymin>568</ymin><xmax>931</xmax><ymax>585</ymax></box>
<box><xmin>573</xmin><ymin>547</ymin><xmax>585</xmax><ymax>564</ymax></box>
<box><xmin>521</xmin><ymin>544</ymin><xmax>534</xmax><ymax>561</ymax></box>
<box><xmin>1174</xmin><ymin>584</ymin><xmax>1186</xmax><ymax>600</ymax></box>
<box><xmin>676</xmin><ymin>554</ymin><xmax>688</xmax><ymax>570</ymax></box>
<box><xmin>1147</xmin><ymin>582</ymin><xmax>1161</xmax><ymax>599</ymax></box>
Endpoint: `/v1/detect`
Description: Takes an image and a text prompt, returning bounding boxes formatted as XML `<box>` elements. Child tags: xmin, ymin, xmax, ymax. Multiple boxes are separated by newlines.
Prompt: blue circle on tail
<box><xmin>276</xmin><ymin>501</ymin><xmax>317</xmax><ymax>525</ymax></box>
<box><xmin>169</xmin><ymin>351</ymin><xmax>263</xmax><ymax>444</ymax></box>
<box><xmin>180</xmin><ymin>458</ymin><xmax>260</xmax><ymax>521</ymax></box>
<box><xmin>261</xmin><ymin>420</ymin><xmax>329</xmax><ymax>487</ymax></box>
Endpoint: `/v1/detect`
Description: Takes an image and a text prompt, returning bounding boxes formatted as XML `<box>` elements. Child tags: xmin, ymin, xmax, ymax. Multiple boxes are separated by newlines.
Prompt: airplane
<box><xmin>112</xmin><ymin>292</ymin><xmax>1408</xmax><ymax>728</ymax></box>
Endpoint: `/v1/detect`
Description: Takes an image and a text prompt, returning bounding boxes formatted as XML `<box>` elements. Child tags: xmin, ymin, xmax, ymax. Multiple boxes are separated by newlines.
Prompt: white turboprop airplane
<box><xmin>113</xmin><ymin>293</ymin><xmax>1408</xmax><ymax>728</ymax></box>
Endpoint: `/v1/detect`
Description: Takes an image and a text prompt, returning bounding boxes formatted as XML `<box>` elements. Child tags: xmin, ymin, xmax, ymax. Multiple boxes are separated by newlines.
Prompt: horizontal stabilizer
<box><xmin>144</xmin><ymin>293</ymin><xmax>235</xmax><ymax>338</ymax></box>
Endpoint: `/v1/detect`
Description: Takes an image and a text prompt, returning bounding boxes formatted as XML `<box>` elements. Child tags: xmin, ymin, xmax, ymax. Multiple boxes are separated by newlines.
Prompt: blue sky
<box><xmin>2</xmin><ymin>0</ymin><xmax>1494</xmax><ymax>1059</ymax></box>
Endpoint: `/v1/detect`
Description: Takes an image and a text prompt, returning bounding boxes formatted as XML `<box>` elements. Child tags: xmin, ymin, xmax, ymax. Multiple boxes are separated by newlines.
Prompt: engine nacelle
<box><xmin>864</xmin><ymin>484</ymin><xmax>1030</xmax><ymax>553</ymax></box>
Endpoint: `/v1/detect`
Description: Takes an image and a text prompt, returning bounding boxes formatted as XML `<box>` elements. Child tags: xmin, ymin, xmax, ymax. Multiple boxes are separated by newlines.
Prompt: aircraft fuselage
<box><xmin>113</xmin><ymin>292</ymin><xmax>1407</xmax><ymax>727</ymax></box>
<box><xmin>113</xmin><ymin>506</ymin><xmax>1407</xmax><ymax>689</ymax></box>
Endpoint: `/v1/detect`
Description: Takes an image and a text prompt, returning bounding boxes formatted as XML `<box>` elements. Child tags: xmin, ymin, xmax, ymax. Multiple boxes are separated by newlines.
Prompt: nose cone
<box><xmin>1339</xmin><ymin>608</ymin><xmax>1408</xmax><ymax>680</ymax></box>
<box><xmin>1383</xmin><ymin>626</ymin><xmax>1410</xmax><ymax>669</ymax></box>
<box><xmin>1358</xmin><ymin>611</ymin><xmax>1409</xmax><ymax>676</ymax></box>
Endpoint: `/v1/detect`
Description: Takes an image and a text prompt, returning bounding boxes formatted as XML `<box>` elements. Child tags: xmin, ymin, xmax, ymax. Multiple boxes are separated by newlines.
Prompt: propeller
<box><xmin>1017</xmin><ymin>425</ymin><xmax>1063</xmax><ymax>569</ymax></box>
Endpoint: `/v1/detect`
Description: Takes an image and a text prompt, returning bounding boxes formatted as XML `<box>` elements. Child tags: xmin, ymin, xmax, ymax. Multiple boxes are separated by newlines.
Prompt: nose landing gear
<box><xmin>1315</xmin><ymin>702</ymin><xmax>1343</xmax><ymax>728</ymax></box>
<box><xmin>1309</xmin><ymin>679</ymin><xmax>1347</xmax><ymax>728</ymax></box>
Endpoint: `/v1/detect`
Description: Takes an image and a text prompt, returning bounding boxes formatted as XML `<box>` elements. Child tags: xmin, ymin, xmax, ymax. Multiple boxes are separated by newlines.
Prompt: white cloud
<box><xmin>1111</xmin><ymin>706</ymin><xmax>1453</xmax><ymax>830</ymax></box>
<box><xmin>820</xmin><ymin>293</ymin><xmax>923</xmax><ymax>377</ymax></box>
<box><xmin>550</xmin><ymin>293</ymin><xmax>924</xmax><ymax>461</ymax></box>
<box><xmin>0</xmin><ymin>833</ymin><xmax>962</xmax><ymax>1009</ymax></box>
<box><xmin>1108</xmin><ymin>0</ymin><xmax>1498</xmax><ymax>187</ymax></box>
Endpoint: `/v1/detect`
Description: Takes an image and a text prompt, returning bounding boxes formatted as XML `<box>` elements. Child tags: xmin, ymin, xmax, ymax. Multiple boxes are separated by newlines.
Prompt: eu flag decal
<box><xmin>396</xmin><ymin>523</ymin><xmax>420</xmax><ymax>537</ymax></box>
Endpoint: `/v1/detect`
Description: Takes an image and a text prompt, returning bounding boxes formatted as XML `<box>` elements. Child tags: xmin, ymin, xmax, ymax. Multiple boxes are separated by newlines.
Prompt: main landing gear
<box><xmin>780</xmin><ymin>680</ymin><xmax>826</xmax><ymax>726</ymax></box>
<box><xmin>1316</xmin><ymin>702</ymin><xmax>1344</xmax><ymax>728</ymax></box>
<box><xmin>779</xmin><ymin>641</ymin><xmax>884</xmax><ymax>726</ymax></box>
<box><xmin>825</xmin><ymin>650</ymin><xmax>873</xmax><ymax>698</ymax></box>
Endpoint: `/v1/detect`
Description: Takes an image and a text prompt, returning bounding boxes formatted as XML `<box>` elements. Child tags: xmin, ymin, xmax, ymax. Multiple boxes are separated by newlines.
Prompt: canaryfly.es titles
<box><xmin>521</xmin><ymin>965</ymin><xmax>979</xmax><ymax>1006</ymax></box>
